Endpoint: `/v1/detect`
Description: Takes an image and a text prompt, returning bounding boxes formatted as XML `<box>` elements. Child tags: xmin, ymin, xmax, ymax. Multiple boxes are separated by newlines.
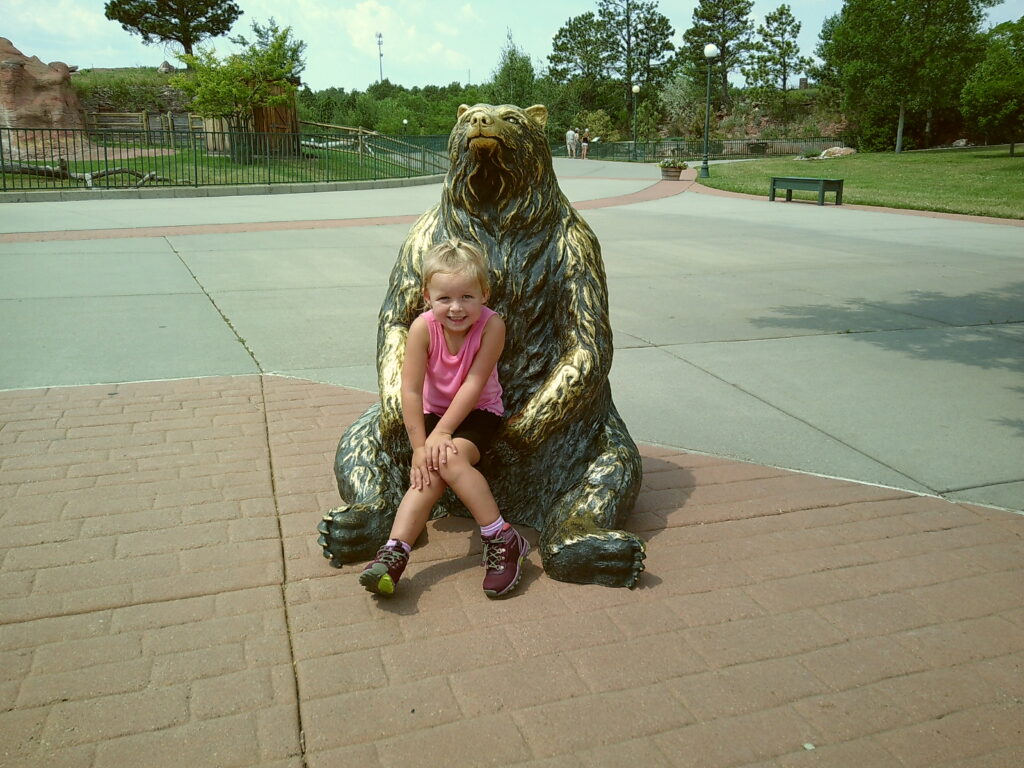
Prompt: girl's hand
<box><xmin>424</xmin><ymin>430</ymin><xmax>457</xmax><ymax>471</ymax></box>
<box><xmin>410</xmin><ymin>446</ymin><xmax>432</xmax><ymax>490</ymax></box>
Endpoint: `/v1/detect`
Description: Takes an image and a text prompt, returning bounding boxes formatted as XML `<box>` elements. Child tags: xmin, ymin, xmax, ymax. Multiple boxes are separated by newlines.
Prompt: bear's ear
<box><xmin>524</xmin><ymin>105</ymin><xmax>548</xmax><ymax>128</ymax></box>
<box><xmin>457</xmin><ymin>104</ymin><xmax>470</xmax><ymax>120</ymax></box>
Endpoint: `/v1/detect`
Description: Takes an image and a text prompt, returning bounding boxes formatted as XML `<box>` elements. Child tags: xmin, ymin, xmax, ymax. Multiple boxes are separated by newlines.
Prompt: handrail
<box><xmin>299</xmin><ymin>120</ymin><xmax>378</xmax><ymax>136</ymax></box>
<box><xmin>299</xmin><ymin>121</ymin><xmax>445</xmax><ymax>158</ymax></box>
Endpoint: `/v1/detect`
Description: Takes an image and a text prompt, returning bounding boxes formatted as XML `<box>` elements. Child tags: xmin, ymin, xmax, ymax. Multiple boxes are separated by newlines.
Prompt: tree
<box><xmin>662</xmin><ymin>62</ymin><xmax>708</xmax><ymax>135</ymax></box>
<box><xmin>682</xmin><ymin>0</ymin><xmax>755</xmax><ymax>107</ymax></box>
<box><xmin>298</xmin><ymin>86</ymin><xmax>335</xmax><ymax>124</ymax></box>
<box><xmin>572</xmin><ymin>109</ymin><xmax>621</xmax><ymax>142</ymax></box>
<box><xmin>545</xmin><ymin>1</ymin><xmax>675</xmax><ymax>136</ymax></box>
<box><xmin>104</xmin><ymin>0</ymin><xmax>241</xmax><ymax>57</ymax></box>
<box><xmin>743</xmin><ymin>4</ymin><xmax>811</xmax><ymax>94</ymax></box>
<box><xmin>634</xmin><ymin>99</ymin><xmax>663</xmax><ymax>140</ymax></box>
<box><xmin>961</xmin><ymin>17</ymin><xmax>1024</xmax><ymax>154</ymax></box>
<box><xmin>809</xmin><ymin>12</ymin><xmax>843</xmax><ymax>108</ymax></box>
<box><xmin>546</xmin><ymin>13</ymin><xmax>619</xmax><ymax>124</ymax></box>
<box><xmin>548</xmin><ymin>12</ymin><xmax>614</xmax><ymax>83</ymax></box>
<box><xmin>230</xmin><ymin>17</ymin><xmax>305</xmax><ymax>82</ymax></box>
<box><xmin>597</xmin><ymin>0</ymin><xmax>677</xmax><ymax>102</ymax></box>
<box><xmin>488</xmin><ymin>31</ymin><xmax>538</xmax><ymax>107</ymax></box>
<box><xmin>172</xmin><ymin>20</ymin><xmax>303</xmax><ymax>137</ymax></box>
<box><xmin>820</xmin><ymin>0</ymin><xmax>1000</xmax><ymax>152</ymax></box>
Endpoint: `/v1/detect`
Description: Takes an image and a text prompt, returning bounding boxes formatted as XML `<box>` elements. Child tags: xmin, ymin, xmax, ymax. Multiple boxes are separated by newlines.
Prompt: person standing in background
<box><xmin>565</xmin><ymin>127</ymin><xmax>578</xmax><ymax>158</ymax></box>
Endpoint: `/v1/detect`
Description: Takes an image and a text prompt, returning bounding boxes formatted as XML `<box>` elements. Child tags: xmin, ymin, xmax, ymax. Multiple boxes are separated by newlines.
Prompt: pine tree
<box><xmin>682</xmin><ymin>0</ymin><xmax>755</xmax><ymax>107</ymax></box>
<box><xmin>743</xmin><ymin>4</ymin><xmax>811</xmax><ymax>94</ymax></box>
<box><xmin>104</xmin><ymin>0</ymin><xmax>242</xmax><ymax>57</ymax></box>
<box><xmin>548</xmin><ymin>12</ymin><xmax>615</xmax><ymax>84</ymax></box>
<box><xmin>547</xmin><ymin>0</ymin><xmax>676</xmax><ymax>113</ymax></box>
<box><xmin>597</xmin><ymin>0</ymin><xmax>677</xmax><ymax>104</ymax></box>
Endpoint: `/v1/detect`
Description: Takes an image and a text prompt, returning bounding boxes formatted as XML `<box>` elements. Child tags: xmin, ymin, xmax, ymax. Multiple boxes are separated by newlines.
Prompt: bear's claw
<box><xmin>543</xmin><ymin>529</ymin><xmax>646</xmax><ymax>588</ymax></box>
<box><xmin>317</xmin><ymin>503</ymin><xmax>392</xmax><ymax>566</ymax></box>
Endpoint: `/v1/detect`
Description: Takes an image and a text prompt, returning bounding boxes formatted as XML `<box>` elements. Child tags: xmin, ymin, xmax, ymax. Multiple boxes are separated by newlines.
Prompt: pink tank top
<box><xmin>421</xmin><ymin>306</ymin><xmax>504</xmax><ymax>417</ymax></box>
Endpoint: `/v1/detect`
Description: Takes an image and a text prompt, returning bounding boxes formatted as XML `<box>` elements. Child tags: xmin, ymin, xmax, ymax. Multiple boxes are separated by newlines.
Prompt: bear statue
<box><xmin>317</xmin><ymin>103</ymin><xmax>646</xmax><ymax>588</ymax></box>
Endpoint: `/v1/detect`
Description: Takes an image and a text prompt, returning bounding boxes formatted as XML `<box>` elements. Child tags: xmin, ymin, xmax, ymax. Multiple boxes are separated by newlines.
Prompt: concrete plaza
<box><xmin>0</xmin><ymin>160</ymin><xmax>1022</xmax><ymax>766</ymax></box>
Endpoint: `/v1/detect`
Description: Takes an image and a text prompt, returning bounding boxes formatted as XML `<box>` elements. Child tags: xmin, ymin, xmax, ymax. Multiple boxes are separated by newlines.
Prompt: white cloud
<box><xmin>427</xmin><ymin>41</ymin><xmax>467</xmax><ymax>69</ymax></box>
<box><xmin>7</xmin><ymin>0</ymin><xmax>111</xmax><ymax>41</ymax></box>
<box><xmin>336</xmin><ymin>1</ymin><xmax>405</xmax><ymax>56</ymax></box>
<box><xmin>459</xmin><ymin>4</ymin><xmax>483</xmax><ymax>23</ymax></box>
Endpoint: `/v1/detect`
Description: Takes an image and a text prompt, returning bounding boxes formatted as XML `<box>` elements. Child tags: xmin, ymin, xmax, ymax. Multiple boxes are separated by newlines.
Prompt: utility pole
<box><xmin>376</xmin><ymin>32</ymin><xmax>383</xmax><ymax>81</ymax></box>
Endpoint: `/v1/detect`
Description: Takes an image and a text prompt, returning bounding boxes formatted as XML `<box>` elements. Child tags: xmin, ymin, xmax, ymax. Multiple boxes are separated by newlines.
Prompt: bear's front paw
<box><xmin>543</xmin><ymin>530</ymin><xmax>646</xmax><ymax>588</ymax></box>
<box><xmin>317</xmin><ymin>501</ymin><xmax>392</xmax><ymax>568</ymax></box>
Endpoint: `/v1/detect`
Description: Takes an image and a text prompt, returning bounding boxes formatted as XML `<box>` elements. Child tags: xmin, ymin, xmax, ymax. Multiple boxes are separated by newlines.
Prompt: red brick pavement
<box><xmin>0</xmin><ymin>179</ymin><xmax>689</xmax><ymax>245</ymax></box>
<box><xmin>1</xmin><ymin>376</ymin><xmax>1021</xmax><ymax>767</ymax></box>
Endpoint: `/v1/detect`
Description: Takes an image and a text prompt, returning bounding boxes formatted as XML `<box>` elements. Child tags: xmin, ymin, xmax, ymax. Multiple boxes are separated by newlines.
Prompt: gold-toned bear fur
<box><xmin>318</xmin><ymin>103</ymin><xmax>645</xmax><ymax>587</ymax></box>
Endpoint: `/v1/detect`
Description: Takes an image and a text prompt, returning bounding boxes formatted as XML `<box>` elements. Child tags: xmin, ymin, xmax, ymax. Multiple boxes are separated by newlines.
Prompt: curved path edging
<box><xmin>0</xmin><ymin>177</ymin><xmax>693</xmax><ymax>244</ymax></box>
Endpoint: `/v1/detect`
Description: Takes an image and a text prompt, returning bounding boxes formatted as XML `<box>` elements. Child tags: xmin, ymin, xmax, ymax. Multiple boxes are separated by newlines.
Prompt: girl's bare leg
<box><xmin>389</xmin><ymin>475</ymin><xmax>446</xmax><ymax>545</ymax></box>
<box><xmin>438</xmin><ymin>438</ymin><xmax>499</xmax><ymax>527</ymax></box>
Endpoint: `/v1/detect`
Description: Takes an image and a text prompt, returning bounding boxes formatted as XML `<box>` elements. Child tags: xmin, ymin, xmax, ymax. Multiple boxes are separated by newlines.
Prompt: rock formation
<box><xmin>820</xmin><ymin>146</ymin><xmax>856</xmax><ymax>159</ymax></box>
<box><xmin>0</xmin><ymin>38</ymin><xmax>84</xmax><ymax>130</ymax></box>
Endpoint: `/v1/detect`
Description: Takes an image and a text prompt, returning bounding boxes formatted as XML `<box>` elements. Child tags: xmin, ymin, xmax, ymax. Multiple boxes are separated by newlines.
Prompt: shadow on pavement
<box><xmin>752</xmin><ymin>282</ymin><xmax>1024</xmax><ymax>373</ymax></box>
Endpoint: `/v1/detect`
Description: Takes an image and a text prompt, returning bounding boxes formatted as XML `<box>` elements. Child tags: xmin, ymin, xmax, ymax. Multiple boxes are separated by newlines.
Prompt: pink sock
<box><xmin>480</xmin><ymin>517</ymin><xmax>505</xmax><ymax>538</ymax></box>
<box><xmin>387</xmin><ymin>538</ymin><xmax>411</xmax><ymax>554</ymax></box>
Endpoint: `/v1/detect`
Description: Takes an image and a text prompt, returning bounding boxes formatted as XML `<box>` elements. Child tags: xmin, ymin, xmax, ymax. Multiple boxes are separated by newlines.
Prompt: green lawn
<box><xmin>2</xmin><ymin>146</ymin><xmax>423</xmax><ymax>190</ymax></box>
<box><xmin>697</xmin><ymin>147</ymin><xmax>1023</xmax><ymax>220</ymax></box>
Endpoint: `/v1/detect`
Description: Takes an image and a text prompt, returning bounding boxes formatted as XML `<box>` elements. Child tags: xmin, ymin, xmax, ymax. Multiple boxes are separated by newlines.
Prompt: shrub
<box><xmin>71</xmin><ymin>68</ymin><xmax>189</xmax><ymax>113</ymax></box>
<box><xmin>572</xmin><ymin>109</ymin><xmax>620</xmax><ymax>143</ymax></box>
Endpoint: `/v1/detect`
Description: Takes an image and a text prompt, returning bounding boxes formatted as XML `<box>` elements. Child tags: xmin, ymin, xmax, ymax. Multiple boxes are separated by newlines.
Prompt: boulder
<box><xmin>0</xmin><ymin>38</ymin><xmax>84</xmax><ymax>130</ymax></box>
<box><xmin>820</xmin><ymin>146</ymin><xmax>856</xmax><ymax>159</ymax></box>
<box><xmin>952</xmin><ymin>138</ymin><xmax>969</xmax><ymax>147</ymax></box>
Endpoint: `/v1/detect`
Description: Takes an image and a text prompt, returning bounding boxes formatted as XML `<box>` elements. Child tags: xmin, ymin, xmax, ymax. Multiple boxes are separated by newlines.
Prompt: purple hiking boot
<box><xmin>481</xmin><ymin>524</ymin><xmax>530</xmax><ymax>598</ymax></box>
<box><xmin>359</xmin><ymin>542</ymin><xmax>408</xmax><ymax>596</ymax></box>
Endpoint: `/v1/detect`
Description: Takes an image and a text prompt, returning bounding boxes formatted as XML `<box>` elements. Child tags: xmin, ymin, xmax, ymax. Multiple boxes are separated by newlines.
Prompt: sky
<box><xmin>4</xmin><ymin>0</ymin><xmax>1023</xmax><ymax>93</ymax></box>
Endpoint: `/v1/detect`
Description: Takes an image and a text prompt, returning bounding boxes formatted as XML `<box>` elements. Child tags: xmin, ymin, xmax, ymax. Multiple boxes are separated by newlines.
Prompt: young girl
<box><xmin>360</xmin><ymin>239</ymin><xmax>530</xmax><ymax>598</ymax></box>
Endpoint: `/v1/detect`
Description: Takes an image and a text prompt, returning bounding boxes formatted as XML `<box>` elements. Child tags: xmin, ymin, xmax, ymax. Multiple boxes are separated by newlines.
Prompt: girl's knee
<box><xmin>438</xmin><ymin>453</ymin><xmax>473</xmax><ymax>484</ymax></box>
<box><xmin>407</xmin><ymin>475</ymin><xmax>447</xmax><ymax>500</ymax></box>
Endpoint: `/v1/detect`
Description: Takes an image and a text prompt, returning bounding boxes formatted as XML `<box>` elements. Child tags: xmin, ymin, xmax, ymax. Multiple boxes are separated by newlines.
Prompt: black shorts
<box><xmin>424</xmin><ymin>409</ymin><xmax>502</xmax><ymax>452</ymax></box>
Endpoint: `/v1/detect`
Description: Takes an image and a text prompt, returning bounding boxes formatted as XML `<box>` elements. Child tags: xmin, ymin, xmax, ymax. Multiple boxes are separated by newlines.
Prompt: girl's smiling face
<box><xmin>424</xmin><ymin>270</ymin><xmax>488</xmax><ymax>336</ymax></box>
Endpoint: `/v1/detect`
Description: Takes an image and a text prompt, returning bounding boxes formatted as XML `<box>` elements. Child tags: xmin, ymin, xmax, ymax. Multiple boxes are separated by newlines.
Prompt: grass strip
<box><xmin>696</xmin><ymin>147</ymin><xmax>1022</xmax><ymax>220</ymax></box>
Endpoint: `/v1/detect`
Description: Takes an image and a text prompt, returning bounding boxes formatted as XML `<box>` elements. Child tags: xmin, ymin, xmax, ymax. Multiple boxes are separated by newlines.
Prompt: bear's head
<box><xmin>446</xmin><ymin>103</ymin><xmax>555</xmax><ymax>216</ymax></box>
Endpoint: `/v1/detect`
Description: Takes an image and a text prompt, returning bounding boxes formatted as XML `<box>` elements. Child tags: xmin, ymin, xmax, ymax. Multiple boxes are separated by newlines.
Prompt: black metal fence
<box><xmin>552</xmin><ymin>137</ymin><xmax>845</xmax><ymax>162</ymax></box>
<box><xmin>0</xmin><ymin>127</ymin><xmax>448</xmax><ymax>191</ymax></box>
<box><xmin>2</xmin><ymin>126</ymin><xmax>844</xmax><ymax>192</ymax></box>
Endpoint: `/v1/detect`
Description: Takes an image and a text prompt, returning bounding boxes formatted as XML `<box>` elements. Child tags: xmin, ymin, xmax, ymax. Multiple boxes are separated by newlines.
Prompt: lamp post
<box><xmin>631</xmin><ymin>84</ymin><xmax>640</xmax><ymax>161</ymax></box>
<box><xmin>402</xmin><ymin>118</ymin><xmax>408</xmax><ymax>135</ymax></box>
<box><xmin>700</xmin><ymin>43</ymin><xmax>720</xmax><ymax>179</ymax></box>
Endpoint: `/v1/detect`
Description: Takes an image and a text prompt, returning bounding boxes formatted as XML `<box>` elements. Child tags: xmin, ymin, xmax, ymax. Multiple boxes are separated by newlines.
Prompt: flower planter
<box><xmin>660</xmin><ymin>167</ymin><xmax>683</xmax><ymax>180</ymax></box>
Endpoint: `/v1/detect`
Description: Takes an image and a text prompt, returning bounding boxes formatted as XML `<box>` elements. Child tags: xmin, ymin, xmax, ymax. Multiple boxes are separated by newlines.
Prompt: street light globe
<box><xmin>402</xmin><ymin>119</ymin><xmax>408</xmax><ymax>125</ymax></box>
<box><xmin>631</xmin><ymin>84</ymin><xmax>640</xmax><ymax>94</ymax></box>
<box><xmin>704</xmin><ymin>43</ymin><xmax>720</xmax><ymax>59</ymax></box>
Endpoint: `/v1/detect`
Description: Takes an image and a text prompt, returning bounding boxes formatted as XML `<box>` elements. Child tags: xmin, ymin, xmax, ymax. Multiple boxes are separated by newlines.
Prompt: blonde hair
<box><xmin>421</xmin><ymin>238</ymin><xmax>490</xmax><ymax>296</ymax></box>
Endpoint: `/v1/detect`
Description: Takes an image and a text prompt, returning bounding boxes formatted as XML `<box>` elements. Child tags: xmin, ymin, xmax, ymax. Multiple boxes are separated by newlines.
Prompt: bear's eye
<box><xmin>504</xmin><ymin>115</ymin><xmax>520</xmax><ymax>125</ymax></box>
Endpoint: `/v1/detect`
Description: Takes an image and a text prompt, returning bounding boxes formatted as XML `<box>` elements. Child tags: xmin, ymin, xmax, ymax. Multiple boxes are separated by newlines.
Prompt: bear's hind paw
<box><xmin>317</xmin><ymin>502</ymin><xmax>391</xmax><ymax>567</ymax></box>
<box><xmin>544</xmin><ymin>530</ymin><xmax>646</xmax><ymax>588</ymax></box>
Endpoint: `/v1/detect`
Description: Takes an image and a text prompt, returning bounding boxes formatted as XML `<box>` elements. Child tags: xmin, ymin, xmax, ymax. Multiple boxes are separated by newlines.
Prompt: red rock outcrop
<box><xmin>0</xmin><ymin>38</ymin><xmax>84</xmax><ymax>129</ymax></box>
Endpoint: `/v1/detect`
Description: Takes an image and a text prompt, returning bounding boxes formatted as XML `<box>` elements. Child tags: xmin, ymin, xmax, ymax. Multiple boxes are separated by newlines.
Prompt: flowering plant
<box><xmin>659</xmin><ymin>158</ymin><xmax>688</xmax><ymax>169</ymax></box>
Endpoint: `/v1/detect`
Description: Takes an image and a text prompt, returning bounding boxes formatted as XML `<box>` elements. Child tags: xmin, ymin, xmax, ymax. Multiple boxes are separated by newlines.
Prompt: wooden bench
<box><xmin>770</xmin><ymin>176</ymin><xmax>844</xmax><ymax>206</ymax></box>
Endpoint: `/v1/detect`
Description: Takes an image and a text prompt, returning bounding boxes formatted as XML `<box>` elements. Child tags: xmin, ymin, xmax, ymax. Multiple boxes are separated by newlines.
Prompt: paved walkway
<box><xmin>1</xmin><ymin>160</ymin><xmax>1022</xmax><ymax>766</ymax></box>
